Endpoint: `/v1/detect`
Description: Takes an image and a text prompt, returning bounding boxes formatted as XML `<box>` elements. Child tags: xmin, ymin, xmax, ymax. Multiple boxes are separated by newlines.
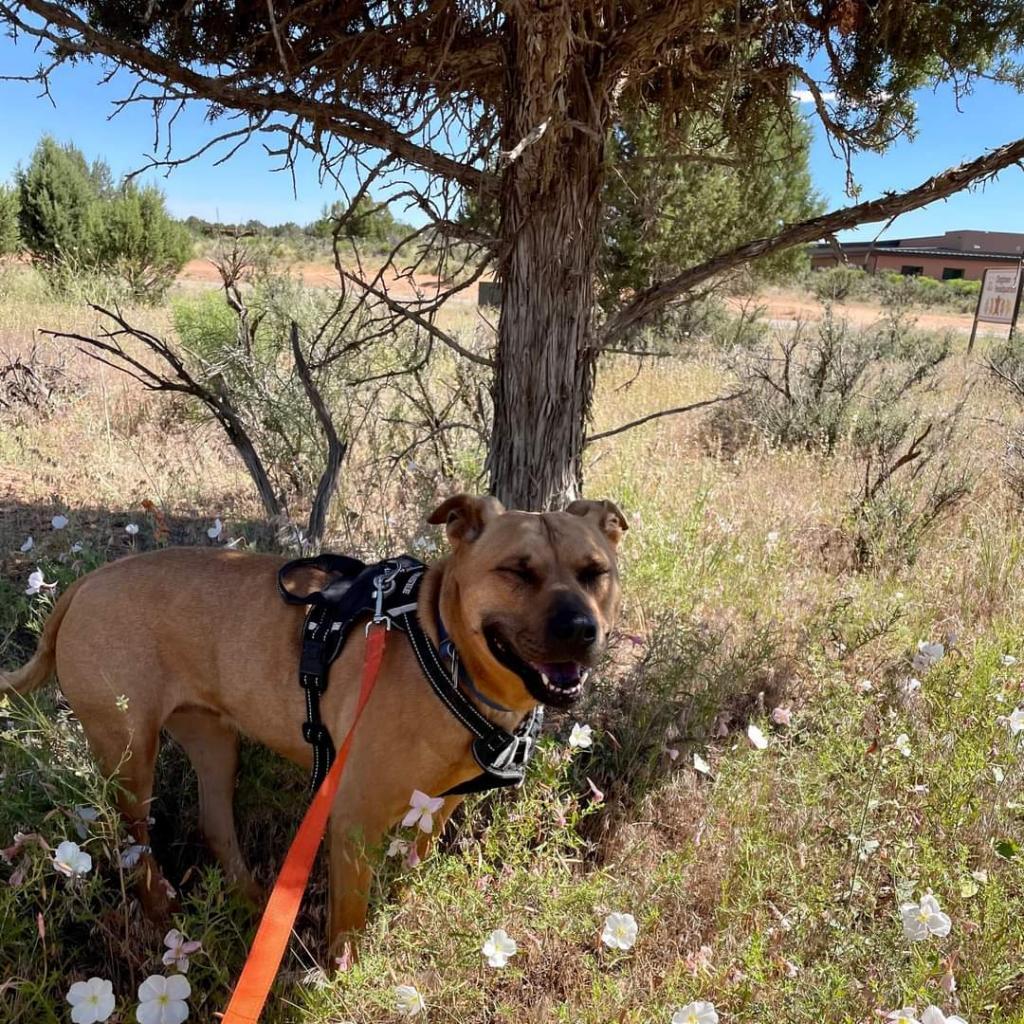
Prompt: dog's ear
<box><xmin>566</xmin><ymin>499</ymin><xmax>629</xmax><ymax>546</ymax></box>
<box><xmin>427</xmin><ymin>494</ymin><xmax>505</xmax><ymax>546</ymax></box>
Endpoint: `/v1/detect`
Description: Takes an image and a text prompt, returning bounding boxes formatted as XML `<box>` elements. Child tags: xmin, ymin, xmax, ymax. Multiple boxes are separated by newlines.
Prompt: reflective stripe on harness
<box><xmin>277</xmin><ymin>553</ymin><xmax>543</xmax><ymax>797</ymax></box>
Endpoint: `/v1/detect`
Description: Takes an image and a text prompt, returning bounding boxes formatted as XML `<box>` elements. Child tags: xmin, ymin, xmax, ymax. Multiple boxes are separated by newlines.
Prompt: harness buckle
<box><xmin>367</xmin><ymin>563</ymin><xmax>401</xmax><ymax>632</ymax></box>
<box><xmin>513</xmin><ymin>730</ymin><xmax>534</xmax><ymax>767</ymax></box>
<box><xmin>302</xmin><ymin>722</ymin><xmax>332</xmax><ymax>746</ymax></box>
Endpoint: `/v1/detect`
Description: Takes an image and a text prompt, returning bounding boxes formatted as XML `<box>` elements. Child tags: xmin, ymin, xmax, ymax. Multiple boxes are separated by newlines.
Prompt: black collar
<box><xmin>436</xmin><ymin>615</ymin><xmax>518</xmax><ymax>715</ymax></box>
<box><xmin>278</xmin><ymin>554</ymin><xmax>543</xmax><ymax>796</ymax></box>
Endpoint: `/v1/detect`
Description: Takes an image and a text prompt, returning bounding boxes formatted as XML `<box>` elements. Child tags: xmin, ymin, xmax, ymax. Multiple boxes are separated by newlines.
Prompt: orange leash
<box><xmin>221</xmin><ymin>625</ymin><xmax>388</xmax><ymax>1023</ymax></box>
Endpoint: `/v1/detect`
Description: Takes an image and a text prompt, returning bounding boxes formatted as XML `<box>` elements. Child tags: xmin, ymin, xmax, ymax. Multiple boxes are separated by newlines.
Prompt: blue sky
<box><xmin>1</xmin><ymin>31</ymin><xmax>1023</xmax><ymax>241</ymax></box>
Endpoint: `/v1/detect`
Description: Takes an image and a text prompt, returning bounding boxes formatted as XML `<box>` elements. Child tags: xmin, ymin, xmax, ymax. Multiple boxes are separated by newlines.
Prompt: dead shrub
<box><xmin>0</xmin><ymin>343</ymin><xmax>78</xmax><ymax>420</ymax></box>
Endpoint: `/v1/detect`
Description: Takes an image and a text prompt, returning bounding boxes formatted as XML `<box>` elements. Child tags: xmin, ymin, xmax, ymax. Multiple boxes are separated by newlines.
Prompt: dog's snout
<box><xmin>547</xmin><ymin>597</ymin><xmax>599</xmax><ymax>653</ymax></box>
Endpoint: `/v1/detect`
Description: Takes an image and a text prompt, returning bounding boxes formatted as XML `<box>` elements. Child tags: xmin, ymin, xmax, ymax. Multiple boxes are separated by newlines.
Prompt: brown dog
<box><xmin>2</xmin><ymin>495</ymin><xmax>626</xmax><ymax>952</ymax></box>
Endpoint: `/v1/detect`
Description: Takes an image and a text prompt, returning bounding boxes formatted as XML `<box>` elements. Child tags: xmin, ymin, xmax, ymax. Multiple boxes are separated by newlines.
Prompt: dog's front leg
<box><xmin>326</xmin><ymin>811</ymin><xmax>385</xmax><ymax>960</ymax></box>
<box><xmin>415</xmin><ymin>794</ymin><xmax>464</xmax><ymax>860</ymax></box>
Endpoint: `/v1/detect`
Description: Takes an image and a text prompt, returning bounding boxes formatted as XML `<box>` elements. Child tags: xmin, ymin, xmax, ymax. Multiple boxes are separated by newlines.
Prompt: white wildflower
<box><xmin>672</xmin><ymin>1002</ymin><xmax>719</xmax><ymax>1024</ymax></box>
<box><xmin>402</xmin><ymin>790</ymin><xmax>444</xmax><ymax>833</ymax></box>
<box><xmin>900</xmin><ymin>893</ymin><xmax>952</xmax><ymax>941</ymax></box>
<box><xmin>481</xmin><ymin>928</ymin><xmax>517</xmax><ymax>968</ymax></box>
<box><xmin>921</xmin><ymin>1008</ymin><xmax>967</xmax><ymax>1024</ymax></box>
<box><xmin>53</xmin><ymin>840</ymin><xmax>92</xmax><ymax>877</ymax></box>
<box><xmin>747</xmin><ymin>723</ymin><xmax>768</xmax><ymax>750</ymax></box>
<box><xmin>162</xmin><ymin>929</ymin><xmax>201</xmax><ymax>973</ymax></box>
<box><xmin>25</xmin><ymin>568</ymin><xmax>56</xmax><ymax>596</ymax></box>
<box><xmin>66</xmin><ymin>977</ymin><xmax>115</xmax><ymax>1024</ymax></box>
<box><xmin>135</xmin><ymin>974</ymin><xmax>190</xmax><ymax>1024</ymax></box>
<box><xmin>394</xmin><ymin>984</ymin><xmax>425</xmax><ymax>1017</ymax></box>
<box><xmin>568</xmin><ymin>722</ymin><xmax>593</xmax><ymax>749</ymax></box>
<box><xmin>601</xmin><ymin>911</ymin><xmax>638</xmax><ymax>950</ymax></box>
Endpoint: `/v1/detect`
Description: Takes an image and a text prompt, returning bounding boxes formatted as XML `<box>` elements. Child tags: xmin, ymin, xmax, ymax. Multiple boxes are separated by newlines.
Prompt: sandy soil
<box><xmin>176</xmin><ymin>256</ymin><xmax>484</xmax><ymax>304</ymax></box>
<box><xmin>729</xmin><ymin>286</ymin><xmax>1008</xmax><ymax>339</ymax></box>
<box><xmin>177</xmin><ymin>263</ymin><xmax>1009</xmax><ymax>338</ymax></box>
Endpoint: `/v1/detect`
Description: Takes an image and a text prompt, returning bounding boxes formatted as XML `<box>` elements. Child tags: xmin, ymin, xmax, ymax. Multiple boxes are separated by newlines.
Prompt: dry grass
<box><xmin>2</xmin><ymin>266</ymin><xmax>1024</xmax><ymax>1023</ymax></box>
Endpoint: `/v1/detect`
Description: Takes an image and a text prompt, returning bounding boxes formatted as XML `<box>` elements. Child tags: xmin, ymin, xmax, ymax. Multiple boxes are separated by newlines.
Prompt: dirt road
<box><xmin>178</xmin><ymin>262</ymin><xmax>1009</xmax><ymax>339</ymax></box>
<box><xmin>177</xmin><ymin>256</ymin><xmax>483</xmax><ymax>304</ymax></box>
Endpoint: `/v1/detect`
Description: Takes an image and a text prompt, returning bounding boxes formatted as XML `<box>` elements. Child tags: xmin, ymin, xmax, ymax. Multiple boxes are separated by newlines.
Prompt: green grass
<box><xmin>4</xmin><ymin>587</ymin><xmax>1023</xmax><ymax>1021</ymax></box>
<box><xmin>3</xmin><ymin>275</ymin><xmax>1024</xmax><ymax>1022</ymax></box>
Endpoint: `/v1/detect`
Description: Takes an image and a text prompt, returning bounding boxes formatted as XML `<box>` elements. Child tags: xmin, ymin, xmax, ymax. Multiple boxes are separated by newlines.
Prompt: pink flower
<box><xmin>162</xmin><ymin>930</ymin><xmax>201</xmax><ymax>973</ymax></box>
<box><xmin>402</xmin><ymin>790</ymin><xmax>444</xmax><ymax>833</ymax></box>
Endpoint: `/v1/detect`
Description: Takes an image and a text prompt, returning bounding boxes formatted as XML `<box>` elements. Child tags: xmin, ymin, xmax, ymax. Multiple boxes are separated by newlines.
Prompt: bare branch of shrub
<box><xmin>586</xmin><ymin>391</ymin><xmax>750</xmax><ymax>445</ymax></box>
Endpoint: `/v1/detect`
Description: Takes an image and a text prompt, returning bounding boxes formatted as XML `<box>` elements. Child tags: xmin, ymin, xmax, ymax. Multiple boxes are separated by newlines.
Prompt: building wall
<box><xmin>867</xmin><ymin>252</ymin><xmax>1003</xmax><ymax>281</ymax></box>
<box><xmin>810</xmin><ymin>251</ymin><xmax>1014</xmax><ymax>282</ymax></box>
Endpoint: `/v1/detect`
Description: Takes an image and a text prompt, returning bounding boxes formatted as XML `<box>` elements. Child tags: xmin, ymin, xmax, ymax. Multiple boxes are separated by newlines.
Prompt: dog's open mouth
<box><xmin>484</xmin><ymin>624</ymin><xmax>590</xmax><ymax>708</ymax></box>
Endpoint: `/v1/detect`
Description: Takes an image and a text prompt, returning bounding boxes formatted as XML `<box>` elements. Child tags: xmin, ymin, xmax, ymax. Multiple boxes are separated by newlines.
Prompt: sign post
<box><xmin>968</xmin><ymin>262</ymin><xmax>1024</xmax><ymax>353</ymax></box>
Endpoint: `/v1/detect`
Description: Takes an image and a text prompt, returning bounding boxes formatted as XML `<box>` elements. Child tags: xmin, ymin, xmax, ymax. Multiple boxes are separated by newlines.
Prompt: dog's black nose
<box><xmin>547</xmin><ymin>598</ymin><xmax>598</xmax><ymax>652</ymax></box>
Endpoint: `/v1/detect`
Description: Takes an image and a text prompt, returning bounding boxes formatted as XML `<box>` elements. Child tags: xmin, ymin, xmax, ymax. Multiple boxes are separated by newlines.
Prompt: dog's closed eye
<box><xmin>577</xmin><ymin>563</ymin><xmax>609</xmax><ymax>587</ymax></box>
<box><xmin>497</xmin><ymin>563</ymin><xmax>540</xmax><ymax>586</ymax></box>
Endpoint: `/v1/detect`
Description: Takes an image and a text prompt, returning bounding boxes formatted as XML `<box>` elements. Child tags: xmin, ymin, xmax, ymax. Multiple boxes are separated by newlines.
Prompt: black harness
<box><xmin>277</xmin><ymin>554</ymin><xmax>543</xmax><ymax>797</ymax></box>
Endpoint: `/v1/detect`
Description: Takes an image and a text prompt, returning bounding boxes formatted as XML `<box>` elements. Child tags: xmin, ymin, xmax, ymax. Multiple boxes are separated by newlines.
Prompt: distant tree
<box><xmin>96</xmin><ymin>183</ymin><xmax>193</xmax><ymax>301</ymax></box>
<box><xmin>88</xmin><ymin>157</ymin><xmax>116</xmax><ymax>201</ymax></box>
<box><xmin>0</xmin><ymin>185</ymin><xmax>19</xmax><ymax>256</ymax></box>
<box><xmin>16</xmin><ymin>136</ymin><xmax>100</xmax><ymax>264</ymax></box>
<box><xmin>15</xmin><ymin>136</ymin><xmax>189</xmax><ymax>299</ymax></box>
<box><xmin>311</xmin><ymin>196</ymin><xmax>404</xmax><ymax>247</ymax></box>
<box><xmin>602</xmin><ymin>108</ymin><xmax>822</xmax><ymax>310</ymax></box>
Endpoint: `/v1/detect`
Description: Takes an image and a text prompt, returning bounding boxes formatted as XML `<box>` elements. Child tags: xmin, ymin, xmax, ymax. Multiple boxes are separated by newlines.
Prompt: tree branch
<box><xmin>291</xmin><ymin>322</ymin><xmax>347</xmax><ymax>552</ymax></box>
<box><xmin>4</xmin><ymin>0</ymin><xmax>493</xmax><ymax>192</ymax></box>
<box><xmin>336</xmin><ymin>266</ymin><xmax>495</xmax><ymax>368</ymax></box>
<box><xmin>585</xmin><ymin>390</ymin><xmax>748</xmax><ymax>445</ymax></box>
<box><xmin>43</xmin><ymin>306</ymin><xmax>286</xmax><ymax>522</ymax></box>
<box><xmin>603</xmin><ymin>135</ymin><xmax>1024</xmax><ymax>346</ymax></box>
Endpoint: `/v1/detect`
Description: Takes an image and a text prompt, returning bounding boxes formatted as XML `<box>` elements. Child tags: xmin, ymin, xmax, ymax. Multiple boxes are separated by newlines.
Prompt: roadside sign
<box><xmin>968</xmin><ymin>262</ymin><xmax>1024</xmax><ymax>351</ymax></box>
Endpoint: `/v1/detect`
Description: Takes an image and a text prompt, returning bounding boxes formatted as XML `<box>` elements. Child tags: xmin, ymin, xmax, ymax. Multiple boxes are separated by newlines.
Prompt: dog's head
<box><xmin>427</xmin><ymin>494</ymin><xmax>627</xmax><ymax>711</ymax></box>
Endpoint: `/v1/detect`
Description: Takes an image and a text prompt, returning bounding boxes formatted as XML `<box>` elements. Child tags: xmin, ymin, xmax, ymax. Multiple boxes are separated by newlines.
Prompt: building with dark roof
<box><xmin>808</xmin><ymin>230</ymin><xmax>1024</xmax><ymax>282</ymax></box>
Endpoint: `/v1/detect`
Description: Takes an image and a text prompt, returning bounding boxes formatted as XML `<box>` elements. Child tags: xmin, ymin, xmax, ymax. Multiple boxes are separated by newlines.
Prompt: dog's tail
<box><xmin>1</xmin><ymin>576</ymin><xmax>85</xmax><ymax>695</ymax></box>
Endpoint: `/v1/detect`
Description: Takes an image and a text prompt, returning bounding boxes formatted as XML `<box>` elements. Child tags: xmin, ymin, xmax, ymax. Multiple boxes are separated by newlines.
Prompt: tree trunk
<box><xmin>486</xmin><ymin>9</ymin><xmax>607</xmax><ymax>511</ymax></box>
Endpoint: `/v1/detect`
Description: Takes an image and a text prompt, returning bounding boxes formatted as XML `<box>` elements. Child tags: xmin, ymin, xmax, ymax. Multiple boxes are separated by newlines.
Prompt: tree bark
<box><xmin>486</xmin><ymin>8</ymin><xmax>606</xmax><ymax>511</ymax></box>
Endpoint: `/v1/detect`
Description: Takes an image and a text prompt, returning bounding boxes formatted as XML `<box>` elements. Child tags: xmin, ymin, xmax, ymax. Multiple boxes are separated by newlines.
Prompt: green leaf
<box><xmin>993</xmin><ymin>837</ymin><xmax>1020</xmax><ymax>860</ymax></box>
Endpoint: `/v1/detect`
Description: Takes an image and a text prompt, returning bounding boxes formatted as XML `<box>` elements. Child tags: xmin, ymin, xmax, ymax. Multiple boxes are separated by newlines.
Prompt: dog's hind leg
<box><xmin>164</xmin><ymin>709</ymin><xmax>262</xmax><ymax>904</ymax></box>
<box><xmin>76</xmin><ymin>710</ymin><xmax>174</xmax><ymax>919</ymax></box>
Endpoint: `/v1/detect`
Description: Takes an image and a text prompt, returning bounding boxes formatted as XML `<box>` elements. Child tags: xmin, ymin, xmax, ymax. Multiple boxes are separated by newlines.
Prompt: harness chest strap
<box><xmin>278</xmin><ymin>555</ymin><xmax>543</xmax><ymax>796</ymax></box>
<box><xmin>220</xmin><ymin>623</ymin><xmax>387</xmax><ymax>1024</ymax></box>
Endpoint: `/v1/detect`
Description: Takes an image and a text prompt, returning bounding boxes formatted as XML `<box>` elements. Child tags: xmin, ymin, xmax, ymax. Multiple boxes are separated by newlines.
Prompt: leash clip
<box><xmin>367</xmin><ymin>563</ymin><xmax>401</xmax><ymax>633</ymax></box>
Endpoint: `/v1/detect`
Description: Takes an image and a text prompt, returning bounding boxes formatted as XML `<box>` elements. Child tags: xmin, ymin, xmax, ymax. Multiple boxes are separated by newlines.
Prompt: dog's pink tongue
<box><xmin>535</xmin><ymin>661</ymin><xmax>583</xmax><ymax>685</ymax></box>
